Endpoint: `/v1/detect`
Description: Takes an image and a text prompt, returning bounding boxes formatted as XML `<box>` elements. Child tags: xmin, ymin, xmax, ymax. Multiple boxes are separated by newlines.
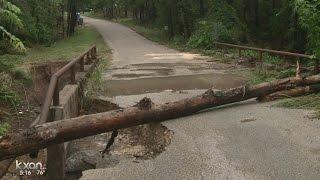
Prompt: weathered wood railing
<box><xmin>37</xmin><ymin>45</ymin><xmax>97</xmax><ymax>125</ymax></box>
<box><xmin>214</xmin><ymin>42</ymin><xmax>319</xmax><ymax>76</ymax></box>
<box><xmin>0</xmin><ymin>45</ymin><xmax>97</xmax><ymax>179</ymax></box>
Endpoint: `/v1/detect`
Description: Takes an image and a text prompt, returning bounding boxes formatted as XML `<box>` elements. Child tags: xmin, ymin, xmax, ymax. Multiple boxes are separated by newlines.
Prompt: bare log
<box><xmin>1</xmin><ymin>75</ymin><xmax>320</xmax><ymax>160</ymax></box>
<box><xmin>259</xmin><ymin>84</ymin><xmax>320</xmax><ymax>102</ymax></box>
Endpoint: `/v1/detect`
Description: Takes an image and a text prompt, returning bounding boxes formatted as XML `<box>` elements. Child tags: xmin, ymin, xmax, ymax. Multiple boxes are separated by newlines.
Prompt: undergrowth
<box><xmin>0</xmin><ymin>122</ymin><xmax>10</xmax><ymax>136</ymax></box>
<box><xmin>89</xmin><ymin>14</ymin><xmax>318</xmax><ymax>116</ymax></box>
<box><xmin>277</xmin><ymin>94</ymin><xmax>320</xmax><ymax>118</ymax></box>
<box><xmin>0</xmin><ymin>26</ymin><xmax>108</xmax><ymax>136</ymax></box>
<box><xmin>83</xmin><ymin>48</ymin><xmax>110</xmax><ymax>107</ymax></box>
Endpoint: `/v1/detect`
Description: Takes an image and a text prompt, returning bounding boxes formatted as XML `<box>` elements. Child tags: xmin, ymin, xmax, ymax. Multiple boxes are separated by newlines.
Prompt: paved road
<box><xmin>81</xmin><ymin>17</ymin><xmax>320</xmax><ymax>180</ymax></box>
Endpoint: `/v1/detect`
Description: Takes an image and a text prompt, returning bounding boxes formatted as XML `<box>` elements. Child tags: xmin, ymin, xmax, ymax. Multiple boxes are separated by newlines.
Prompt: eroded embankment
<box><xmin>66</xmin><ymin>98</ymin><xmax>173</xmax><ymax>180</ymax></box>
<box><xmin>2</xmin><ymin>61</ymin><xmax>72</xmax><ymax>180</ymax></box>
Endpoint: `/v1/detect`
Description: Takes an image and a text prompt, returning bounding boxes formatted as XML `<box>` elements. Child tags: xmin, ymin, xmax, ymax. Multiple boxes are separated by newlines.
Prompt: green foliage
<box><xmin>277</xmin><ymin>68</ymin><xmax>296</xmax><ymax>78</ymax></box>
<box><xmin>187</xmin><ymin>21</ymin><xmax>240</xmax><ymax>49</ymax></box>
<box><xmin>247</xmin><ymin>67</ymin><xmax>296</xmax><ymax>85</ymax></box>
<box><xmin>11</xmin><ymin>68</ymin><xmax>33</xmax><ymax>86</ymax></box>
<box><xmin>277</xmin><ymin>93</ymin><xmax>320</xmax><ymax>118</ymax></box>
<box><xmin>293</xmin><ymin>0</ymin><xmax>320</xmax><ymax>58</ymax></box>
<box><xmin>0</xmin><ymin>122</ymin><xmax>10</xmax><ymax>136</ymax></box>
<box><xmin>187</xmin><ymin>0</ymin><xmax>245</xmax><ymax>48</ymax></box>
<box><xmin>0</xmin><ymin>0</ymin><xmax>26</xmax><ymax>53</ymax></box>
<box><xmin>0</xmin><ymin>84</ymin><xmax>20</xmax><ymax>107</ymax></box>
<box><xmin>0</xmin><ymin>56</ymin><xmax>32</xmax><ymax>86</ymax></box>
<box><xmin>17</xmin><ymin>0</ymin><xmax>63</xmax><ymax>45</ymax></box>
<box><xmin>247</xmin><ymin>70</ymin><xmax>277</xmax><ymax>85</ymax></box>
<box><xmin>84</xmin><ymin>67</ymin><xmax>103</xmax><ymax>101</ymax></box>
<box><xmin>0</xmin><ymin>55</ymin><xmax>15</xmax><ymax>72</ymax></box>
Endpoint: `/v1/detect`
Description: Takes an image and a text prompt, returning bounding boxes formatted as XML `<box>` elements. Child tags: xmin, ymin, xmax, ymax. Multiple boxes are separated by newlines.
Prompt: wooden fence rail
<box><xmin>37</xmin><ymin>45</ymin><xmax>97</xmax><ymax>125</ymax></box>
<box><xmin>213</xmin><ymin>42</ymin><xmax>319</xmax><ymax>76</ymax></box>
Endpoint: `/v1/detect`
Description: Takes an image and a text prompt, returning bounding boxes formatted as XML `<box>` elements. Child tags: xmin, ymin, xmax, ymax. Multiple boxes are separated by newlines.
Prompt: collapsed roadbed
<box><xmin>1</xmin><ymin>74</ymin><xmax>320</xmax><ymax>161</ymax></box>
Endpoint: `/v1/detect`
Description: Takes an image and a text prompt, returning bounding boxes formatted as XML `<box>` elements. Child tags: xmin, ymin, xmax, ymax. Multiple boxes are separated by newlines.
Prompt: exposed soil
<box><xmin>27</xmin><ymin>61</ymin><xmax>69</xmax><ymax>103</ymax></box>
<box><xmin>0</xmin><ymin>61</ymin><xmax>72</xmax><ymax>180</ymax></box>
<box><xmin>66</xmin><ymin>97</ymin><xmax>173</xmax><ymax>179</ymax></box>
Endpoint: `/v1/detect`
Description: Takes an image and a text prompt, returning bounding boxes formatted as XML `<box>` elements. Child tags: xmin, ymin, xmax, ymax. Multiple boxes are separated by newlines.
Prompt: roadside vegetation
<box><xmin>1</xmin><ymin>0</ymin><xmax>320</xmax><ymax>134</ymax></box>
<box><xmin>277</xmin><ymin>94</ymin><xmax>320</xmax><ymax>118</ymax></box>
<box><xmin>1</xmin><ymin>0</ymin><xmax>112</xmax><ymax>136</ymax></box>
<box><xmin>85</xmin><ymin>0</ymin><xmax>320</xmax><ymax>115</ymax></box>
<box><xmin>0</xmin><ymin>25</ymin><xmax>108</xmax><ymax>136</ymax></box>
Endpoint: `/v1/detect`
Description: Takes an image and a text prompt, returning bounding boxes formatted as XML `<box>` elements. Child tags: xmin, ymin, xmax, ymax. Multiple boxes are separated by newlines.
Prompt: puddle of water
<box><xmin>103</xmin><ymin>73</ymin><xmax>245</xmax><ymax>97</ymax></box>
<box><xmin>132</xmin><ymin>68</ymin><xmax>174</xmax><ymax>76</ymax></box>
<box><xmin>113</xmin><ymin>73</ymin><xmax>155</xmax><ymax>78</ymax></box>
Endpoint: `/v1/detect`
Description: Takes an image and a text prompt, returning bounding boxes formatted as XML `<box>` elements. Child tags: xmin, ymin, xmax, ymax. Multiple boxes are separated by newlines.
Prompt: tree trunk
<box><xmin>168</xmin><ymin>8</ymin><xmax>175</xmax><ymax>38</ymax></box>
<box><xmin>125</xmin><ymin>9</ymin><xmax>128</xmax><ymax>18</ymax></box>
<box><xmin>259</xmin><ymin>85</ymin><xmax>320</xmax><ymax>102</ymax></box>
<box><xmin>199</xmin><ymin>0</ymin><xmax>205</xmax><ymax>16</ymax></box>
<box><xmin>1</xmin><ymin>75</ymin><xmax>320</xmax><ymax>160</ymax></box>
<box><xmin>67</xmin><ymin>0</ymin><xmax>77</xmax><ymax>37</ymax></box>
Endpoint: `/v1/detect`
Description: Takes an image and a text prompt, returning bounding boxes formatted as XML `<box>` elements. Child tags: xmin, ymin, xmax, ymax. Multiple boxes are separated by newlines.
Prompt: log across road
<box><xmin>1</xmin><ymin>75</ymin><xmax>320</xmax><ymax>160</ymax></box>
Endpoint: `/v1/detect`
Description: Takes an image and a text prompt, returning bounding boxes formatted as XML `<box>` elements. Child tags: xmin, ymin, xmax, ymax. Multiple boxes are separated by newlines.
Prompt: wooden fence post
<box><xmin>70</xmin><ymin>66</ymin><xmax>76</xmax><ymax>84</ymax></box>
<box><xmin>47</xmin><ymin>107</ymin><xmax>66</xmax><ymax>180</ymax></box>
<box><xmin>296</xmin><ymin>58</ymin><xmax>301</xmax><ymax>78</ymax></box>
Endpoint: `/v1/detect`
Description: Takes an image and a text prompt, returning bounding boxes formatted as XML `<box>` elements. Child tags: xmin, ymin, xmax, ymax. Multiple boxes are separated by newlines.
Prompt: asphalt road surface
<box><xmin>81</xmin><ymin>17</ymin><xmax>320</xmax><ymax>180</ymax></box>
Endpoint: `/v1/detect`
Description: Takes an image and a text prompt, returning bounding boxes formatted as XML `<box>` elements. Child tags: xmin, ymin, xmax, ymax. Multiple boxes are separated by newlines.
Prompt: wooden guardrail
<box><xmin>37</xmin><ymin>45</ymin><xmax>97</xmax><ymax>125</ymax></box>
<box><xmin>214</xmin><ymin>42</ymin><xmax>319</xmax><ymax>76</ymax></box>
<box><xmin>0</xmin><ymin>45</ymin><xmax>98</xmax><ymax>179</ymax></box>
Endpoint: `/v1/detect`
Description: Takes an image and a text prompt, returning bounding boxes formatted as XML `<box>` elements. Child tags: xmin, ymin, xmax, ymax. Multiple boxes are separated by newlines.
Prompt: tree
<box><xmin>0</xmin><ymin>0</ymin><xmax>25</xmax><ymax>52</ymax></box>
<box><xmin>294</xmin><ymin>0</ymin><xmax>320</xmax><ymax>58</ymax></box>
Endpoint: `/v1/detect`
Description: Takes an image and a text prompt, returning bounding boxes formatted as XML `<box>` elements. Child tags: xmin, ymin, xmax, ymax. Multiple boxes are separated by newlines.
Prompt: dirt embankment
<box><xmin>66</xmin><ymin>98</ymin><xmax>174</xmax><ymax>179</ymax></box>
<box><xmin>1</xmin><ymin>61</ymin><xmax>72</xmax><ymax>180</ymax></box>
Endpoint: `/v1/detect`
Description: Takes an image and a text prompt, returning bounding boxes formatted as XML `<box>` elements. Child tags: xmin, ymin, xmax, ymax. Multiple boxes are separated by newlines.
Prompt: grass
<box><xmin>276</xmin><ymin>93</ymin><xmax>320</xmax><ymax>118</ymax></box>
<box><xmin>0</xmin><ymin>122</ymin><xmax>10</xmax><ymax>136</ymax></box>
<box><xmin>0</xmin><ymin>27</ymin><xmax>106</xmax><ymax>66</ymax></box>
<box><xmin>244</xmin><ymin>67</ymin><xmax>297</xmax><ymax>85</ymax></box>
<box><xmin>84</xmin><ymin>50</ymin><xmax>110</xmax><ymax>103</ymax></box>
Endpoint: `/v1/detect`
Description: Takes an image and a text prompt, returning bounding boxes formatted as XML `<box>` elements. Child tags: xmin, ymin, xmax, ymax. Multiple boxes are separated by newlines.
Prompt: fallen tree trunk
<box><xmin>1</xmin><ymin>75</ymin><xmax>320</xmax><ymax>160</ymax></box>
<box><xmin>259</xmin><ymin>84</ymin><xmax>320</xmax><ymax>102</ymax></box>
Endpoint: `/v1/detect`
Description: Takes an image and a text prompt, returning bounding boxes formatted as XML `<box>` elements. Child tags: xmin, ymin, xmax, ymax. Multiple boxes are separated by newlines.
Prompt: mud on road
<box><xmin>78</xmin><ymin>17</ymin><xmax>320</xmax><ymax>180</ymax></box>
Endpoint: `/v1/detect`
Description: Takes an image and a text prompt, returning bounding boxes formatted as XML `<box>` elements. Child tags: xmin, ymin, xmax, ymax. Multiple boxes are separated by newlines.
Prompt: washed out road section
<box><xmin>82</xmin><ymin>17</ymin><xmax>320</xmax><ymax>180</ymax></box>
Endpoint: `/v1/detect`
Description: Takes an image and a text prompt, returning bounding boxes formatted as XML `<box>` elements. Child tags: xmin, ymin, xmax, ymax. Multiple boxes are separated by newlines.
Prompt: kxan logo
<box><xmin>15</xmin><ymin>160</ymin><xmax>46</xmax><ymax>171</ymax></box>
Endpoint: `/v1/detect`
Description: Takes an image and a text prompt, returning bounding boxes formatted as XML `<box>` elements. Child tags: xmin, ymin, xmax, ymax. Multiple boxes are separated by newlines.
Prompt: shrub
<box><xmin>187</xmin><ymin>0</ymin><xmax>246</xmax><ymax>49</ymax></box>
